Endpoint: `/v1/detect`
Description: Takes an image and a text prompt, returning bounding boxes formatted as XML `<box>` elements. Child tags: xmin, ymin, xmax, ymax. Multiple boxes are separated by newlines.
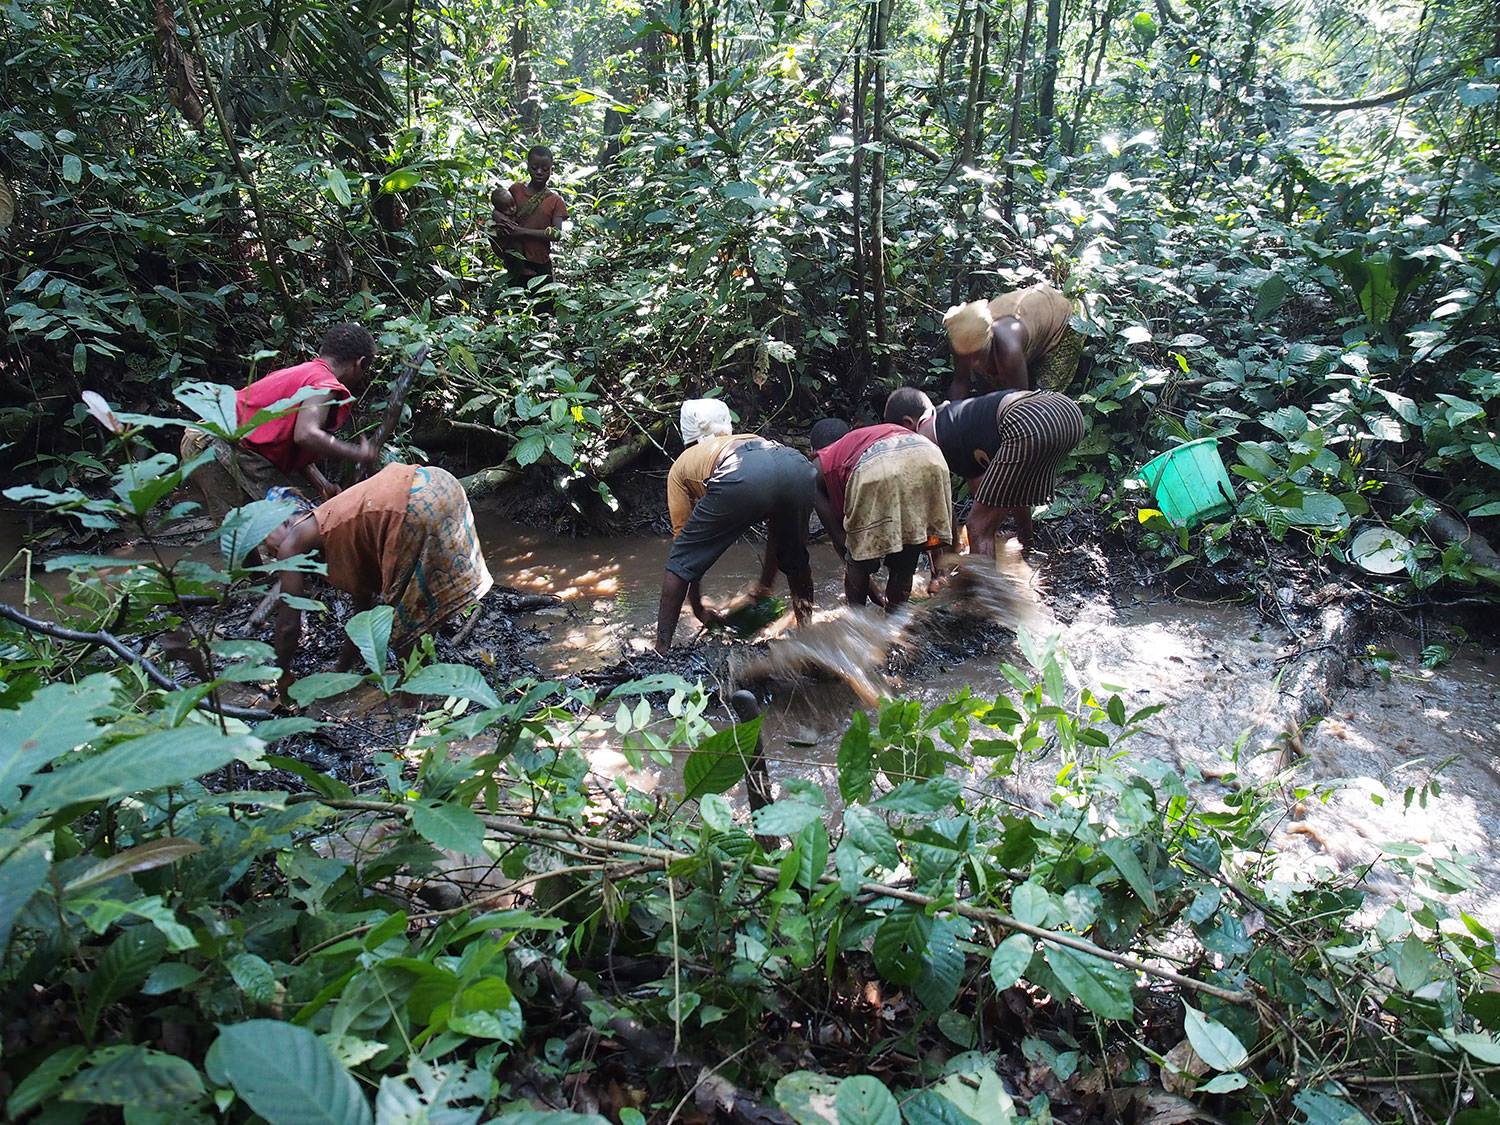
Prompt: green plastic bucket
<box><xmin>1138</xmin><ymin>438</ymin><xmax>1236</xmax><ymax>528</ymax></box>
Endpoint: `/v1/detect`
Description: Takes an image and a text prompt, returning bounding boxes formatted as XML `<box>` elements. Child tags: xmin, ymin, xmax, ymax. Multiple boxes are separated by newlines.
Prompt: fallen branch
<box><xmin>512</xmin><ymin>947</ymin><xmax>793</xmax><ymax>1124</ymax></box>
<box><xmin>878</xmin><ymin>123</ymin><xmax>943</xmax><ymax>163</ymax></box>
<box><xmin>1267</xmin><ymin>596</ymin><xmax>1363</xmax><ymax>762</ymax></box>
<box><xmin>0</xmin><ymin>602</ymin><xmax>274</xmax><ymax>721</ymax></box>
<box><xmin>1373</xmin><ymin>452</ymin><xmax>1500</xmax><ymax>572</ymax></box>
<box><xmin>1296</xmin><ymin>61</ymin><xmax>1483</xmax><ymax>112</ymax></box>
<box><xmin>460</xmin><ymin>464</ymin><xmax>527</xmax><ymax>498</ymax></box>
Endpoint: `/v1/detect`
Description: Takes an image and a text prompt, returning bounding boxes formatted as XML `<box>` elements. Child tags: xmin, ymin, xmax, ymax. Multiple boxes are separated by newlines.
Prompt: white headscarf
<box><xmin>943</xmin><ymin>299</ymin><xmax>994</xmax><ymax>356</ymax></box>
<box><xmin>680</xmin><ymin>398</ymin><xmax>733</xmax><ymax>445</ymax></box>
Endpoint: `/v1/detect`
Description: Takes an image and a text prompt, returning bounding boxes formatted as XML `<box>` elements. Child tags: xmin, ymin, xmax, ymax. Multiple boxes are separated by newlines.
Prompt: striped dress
<box><xmin>972</xmin><ymin>391</ymin><xmax>1086</xmax><ymax>507</ymax></box>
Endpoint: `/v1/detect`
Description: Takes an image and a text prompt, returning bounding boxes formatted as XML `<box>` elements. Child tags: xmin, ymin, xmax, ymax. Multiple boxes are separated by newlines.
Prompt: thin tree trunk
<box><xmin>179</xmin><ymin>0</ymin><xmax>291</xmax><ymax>314</ymax></box>
<box><xmin>511</xmin><ymin>0</ymin><xmax>539</xmax><ymax>132</ymax></box>
<box><xmin>680</xmin><ymin>0</ymin><xmax>699</xmax><ymax>125</ymax></box>
<box><xmin>869</xmin><ymin>0</ymin><xmax>893</xmax><ymax>385</ymax></box>
<box><xmin>1066</xmin><ymin>0</ymin><xmax>1115</xmax><ymax>155</ymax></box>
<box><xmin>850</xmin><ymin>41</ymin><xmax>871</xmax><ymax>389</ymax></box>
<box><xmin>1002</xmin><ymin>0</ymin><xmax>1039</xmax><ymax>221</ymax></box>
<box><xmin>1037</xmin><ymin>0</ymin><xmax>1064</xmax><ymax>141</ymax></box>
<box><xmin>958</xmin><ymin>4</ymin><xmax>986</xmax><ymax>168</ymax></box>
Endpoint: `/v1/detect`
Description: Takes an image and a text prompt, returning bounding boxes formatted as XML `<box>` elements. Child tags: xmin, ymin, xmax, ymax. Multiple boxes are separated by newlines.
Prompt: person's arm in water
<box><xmin>811</xmin><ymin>466</ymin><xmax>847</xmax><ymax>559</ymax></box>
<box><xmin>293</xmin><ymin>391</ymin><xmax>378</xmax><ymax>470</ymax></box>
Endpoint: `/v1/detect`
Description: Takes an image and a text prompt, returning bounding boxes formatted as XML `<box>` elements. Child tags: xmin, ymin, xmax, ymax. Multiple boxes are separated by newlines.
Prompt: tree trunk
<box><xmin>679</xmin><ymin>0</ymin><xmax>699</xmax><ymax>125</ymax></box>
<box><xmin>958</xmin><ymin>4</ymin><xmax>987</xmax><ymax>169</ymax></box>
<box><xmin>1037</xmin><ymin>0</ymin><xmax>1064</xmax><ymax>142</ymax></box>
<box><xmin>511</xmin><ymin>0</ymin><xmax>539</xmax><ymax>133</ymax></box>
<box><xmin>1066</xmin><ymin>0</ymin><xmax>1116</xmax><ymax>156</ymax></box>
<box><xmin>849</xmin><ymin>41</ymin><xmax>871</xmax><ymax>390</ymax></box>
<box><xmin>869</xmin><ymin>0</ymin><xmax>893</xmax><ymax>385</ymax></box>
<box><xmin>1003</xmin><ymin>0</ymin><xmax>1039</xmax><ymax>221</ymax></box>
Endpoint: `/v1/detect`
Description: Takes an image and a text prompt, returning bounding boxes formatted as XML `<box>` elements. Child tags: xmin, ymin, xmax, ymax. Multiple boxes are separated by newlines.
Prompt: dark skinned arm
<box><xmin>303</xmin><ymin>463</ymin><xmax>340</xmax><ymax>502</ymax></box>
<box><xmin>292</xmin><ymin>391</ymin><xmax>377</xmax><ymax>469</ymax></box>
<box><xmin>811</xmin><ymin>467</ymin><xmax>847</xmax><ymax>560</ymax></box>
<box><xmin>988</xmin><ymin>319</ymin><xmax>1032</xmax><ymax>391</ymax></box>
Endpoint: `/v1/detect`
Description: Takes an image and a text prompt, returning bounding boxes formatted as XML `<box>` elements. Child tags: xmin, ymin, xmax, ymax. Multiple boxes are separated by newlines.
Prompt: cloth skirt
<box><xmin>972</xmin><ymin>391</ymin><xmax>1085</xmax><ymax>507</ymax></box>
<box><xmin>842</xmin><ymin>433</ymin><xmax>953</xmax><ymax>563</ymax></box>
<box><xmin>388</xmin><ymin>466</ymin><xmax>494</xmax><ymax>646</ymax></box>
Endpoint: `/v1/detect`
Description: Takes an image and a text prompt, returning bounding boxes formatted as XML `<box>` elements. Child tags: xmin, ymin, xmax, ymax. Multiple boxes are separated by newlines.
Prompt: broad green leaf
<box><xmin>0</xmin><ymin>673</ymin><xmax>116</xmax><ymax>800</ymax></box>
<box><xmin>346</xmin><ymin>606</ymin><xmax>394</xmax><ymax>675</ymax></box>
<box><xmin>841</xmin><ymin>807</ymin><xmax>900</xmax><ymax>869</ymax></box>
<box><xmin>1100</xmin><ymin>838</ymin><xmax>1158</xmax><ymax>912</ymax></box>
<box><xmin>682</xmin><ymin>716</ymin><xmax>763</xmax><ymax>799</ymax></box>
<box><xmin>989</xmin><ymin>934</ymin><xmax>1034</xmax><ymax>991</ymax></box>
<box><xmin>62</xmin><ymin>154</ymin><xmax>83</xmax><ymax>183</ymax></box>
<box><xmin>1450</xmin><ymin>1032</ymin><xmax>1500</xmax><ymax>1064</ymax></box>
<box><xmin>289</xmin><ymin>672</ymin><xmax>366</xmax><ymax>707</ymax></box>
<box><xmin>401</xmin><ymin>663</ymin><xmax>501</xmax><ymax>709</ymax></box>
<box><xmin>836</xmin><ymin>710</ymin><xmax>872</xmax><ymax>804</ymax></box>
<box><xmin>873</xmin><ymin>903</ymin><xmax>931</xmax><ymax>986</ymax></box>
<box><xmin>6</xmin><ymin>1045</ymin><xmax>89</xmax><ymax>1119</ymax></box>
<box><xmin>227</xmin><ymin>952</ymin><xmax>280</xmax><ymax>1006</ymax></box>
<box><xmin>325</xmin><ymin>164</ymin><xmax>352</xmax><ymax>206</ymax></box>
<box><xmin>1291</xmin><ymin>1088</ymin><xmax>1372</xmax><ymax>1124</ymax></box>
<box><xmin>1043</xmin><ymin>943</ymin><xmax>1134</xmax><ymax>1020</ymax></box>
<box><xmin>699</xmin><ymin>793</ymin><xmax>736</xmax><ymax>833</ymax></box>
<box><xmin>410</xmin><ymin>801</ymin><xmax>489</xmax><ymax>857</ymax></box>
<box><xmin>869</xmin><ymin>777</ymin><xmax>959</xmax><ymax>813</ymax></box>
<box><xmin>221</xmin><ymin>498</ymin><xmax>299</xmax><ymax>568</ymax></box>
<box><xmin>17</xmin><ymin>727</ymin><xmax>262</xmax><ymax>816</ymax></box>
<box><xmin>207</xmin><ymin>1020</ymin><xmax>373</xmax><ymax>1125</ymax></box>
<box><xmin>774</xmin><ymin>1070</ymin><xmax>841</xmax><ymax>1124</ymax></box>
<box><xmin>141</xmin><ymin>962</ymin><xmax>202</xmax><ymax>995</ymax></box>
<box><xmin>0</xmin><ymin>837</ymin><xmax>50</xmax><ymax>956</ymax></box>
<box><xmin>83</xmin><ymin>926</ymin><xmax>166</xmax><ymax>1037</ymax></box>
<box><xmin>793</xmin><ymin>819</ymin><xmax>829</xmax><ymax>890</ymax></box>
<box><xmin>511</xmin><ymin>432</ymin><xmax>546</xmax><ymax>467</ymax></box>
<box><xmin>63</xmin><ymin>837</ymin><xmax>203</xmax><ymax>893</ymax></box>
<box><xmin>60</xmin><ymin>1047</ymin><xmax>204</xmax><ymax>1110</ymax></box>
<box><xmin>1010</xmin><ymin>882</ymin><xmax>1057</xmax><ymax>927</ymax></box>
<box><xmin>1182</xmin><ymin>1002</ymin><xmax>1249</xmax><ymax>1071</ymax></box>
<box><xmin>753</xmin><ymin>798</ymin><xmax>820</xmax><ymax>837</ymax></box>
<box><xmin>914</xmin><ymin>917</ymin><xmax>966</xmax><ymax>1012</ymax></box>
<box><xmin>834</xmin><ymin>1075</ymin><xmax>899</xmax><ymax>1125</ymax></box>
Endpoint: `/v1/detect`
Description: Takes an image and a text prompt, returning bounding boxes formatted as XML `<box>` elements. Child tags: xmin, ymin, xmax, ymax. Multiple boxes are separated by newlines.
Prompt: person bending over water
<box><xmin>656</xmin><ymin>399</ymin><xmax>816</xmax><ymax>652</ymax></box>
<box><xmin>809</xmin><ymin>417</ymin><xmax>952</xmax><ymax>611</ymax></box>
<box><xmin>885</xmin><ymin>386</ymin><xmax>1084</xmax><ymax>555</ymax></box>
<box><xmin>259</xmin><ymin>464</ymin><xmax>492</xmax><ymax>704</ymax></box>
<box><xmin>943</xmin><ymin>282</ymin><xmax>1083</xmax><ymax>400</ymax></box>
<box><xmin>181</xmin><ymin>323</ymin><xmax>380</xmax><ymax>518</ymax></box>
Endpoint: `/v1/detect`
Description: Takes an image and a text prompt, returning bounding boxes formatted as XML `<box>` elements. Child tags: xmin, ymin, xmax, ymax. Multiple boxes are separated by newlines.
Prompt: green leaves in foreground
<box><xmin>682</xmin><ymin>714</ymin><xmax>763</xmax><ymax>799</ymax></box>
<box><xmin>207</xmin><ymin>1020</ymin><xmax>372</xmax><ymax>1125</ymax></box>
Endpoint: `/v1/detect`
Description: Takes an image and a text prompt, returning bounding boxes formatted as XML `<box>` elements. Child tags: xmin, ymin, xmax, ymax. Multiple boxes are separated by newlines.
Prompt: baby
<box><xmin>489</xmin><ymin>185</ymin><xmax>515</xmax><ymax>217</ymax></box>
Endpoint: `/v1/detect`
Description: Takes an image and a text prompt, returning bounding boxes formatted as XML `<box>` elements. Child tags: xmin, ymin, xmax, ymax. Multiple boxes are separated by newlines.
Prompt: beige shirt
<box><xmin>989</xmin><ymin>284</ymin><xmax>1074</xmax><ymax>360</ymax></box>
<box><xmin>666</xmin><ymin>434</ymin><xmax>758</xmax><ymax>534</ymax></box>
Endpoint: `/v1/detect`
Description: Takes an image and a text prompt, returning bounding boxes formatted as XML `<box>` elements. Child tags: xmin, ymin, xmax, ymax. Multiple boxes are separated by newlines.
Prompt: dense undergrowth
<box><xmin>0</xmin><ymin>397</ymin><xmax>1497</xmax><ymax>1124</ymax></box>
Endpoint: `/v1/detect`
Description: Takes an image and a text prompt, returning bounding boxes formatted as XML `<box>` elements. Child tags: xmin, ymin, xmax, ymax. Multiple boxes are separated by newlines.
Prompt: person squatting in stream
<box><xmin>259</xmin><ymin>465</ymin><xmax>492</xmax><ymax>704</ymax></box>
<box><xmin>180</xmin><ymin>322</ymin><xmax>381</xmax><ymax>519</ymax></box>
<box><xmin>655</xmin><ymin>399</ymin><xmax>816</xmax><ymax>652</ymax></box>
<box><xmin>809</xmin><ymin>417</ymin><xmax>953</xmax><ymax>611</ymax></box>
<box><xmin>884</xmin><ymin>386</ymin><xmax>1084</xmax><ymax>555</ymax></box>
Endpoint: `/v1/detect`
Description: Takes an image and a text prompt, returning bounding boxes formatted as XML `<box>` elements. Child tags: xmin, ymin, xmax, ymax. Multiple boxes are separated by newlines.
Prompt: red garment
<box><xmin>508</xmin><ymin>182</ymin><xmax>568</xmax><ymax>269</ymax></box>
<box><xmin>236</xmin><ymin>359</ymin><xmax>352</xmax><ymax>475</ymax></box>
<box><xmin>816</xmin><ymin>423</ymin><xmax>908</xmax><ymax>527</ymax></box>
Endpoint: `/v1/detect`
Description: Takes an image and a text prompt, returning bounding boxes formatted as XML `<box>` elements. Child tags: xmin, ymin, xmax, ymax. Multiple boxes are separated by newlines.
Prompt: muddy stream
<box><xmin>4</xmin><ymin>507</ymin><xmax>1498</xmax><ymax>923</ymax></box>
<box><xmin>484</xmin><ymin>518</ymin><xmax>1500</xmax><ymax>924</ymax></box>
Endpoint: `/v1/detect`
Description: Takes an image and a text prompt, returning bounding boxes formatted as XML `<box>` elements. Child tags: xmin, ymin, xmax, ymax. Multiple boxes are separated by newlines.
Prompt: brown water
<box><xmin>475</xmin><ymin>520</ymin><xmax>1500</xmax><ymax>922</ymax></box>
